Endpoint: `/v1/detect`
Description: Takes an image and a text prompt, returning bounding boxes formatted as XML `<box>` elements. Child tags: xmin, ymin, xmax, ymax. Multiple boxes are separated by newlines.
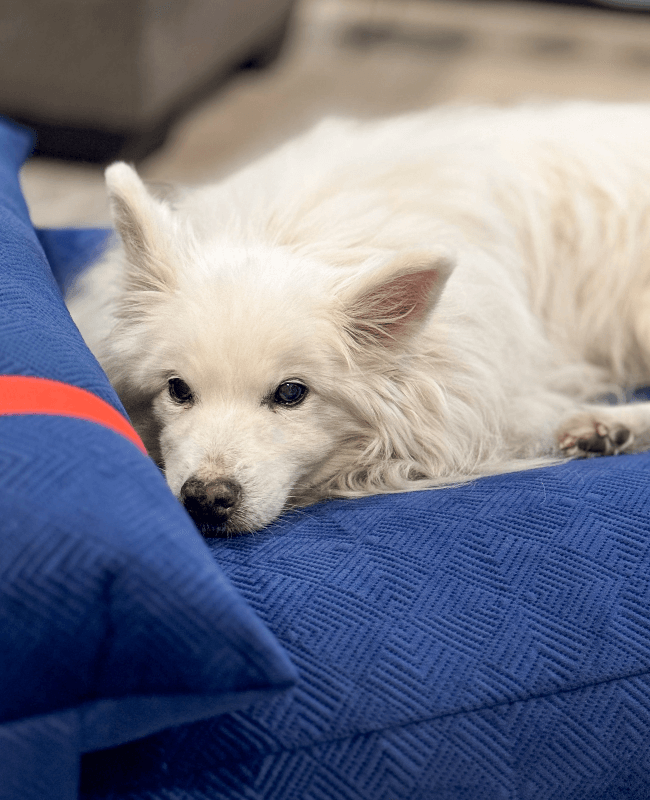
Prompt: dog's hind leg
<box><xmin>557</xmin><ymin>402</ymin><xmax>650</xmax><ymax>458</ymax></box>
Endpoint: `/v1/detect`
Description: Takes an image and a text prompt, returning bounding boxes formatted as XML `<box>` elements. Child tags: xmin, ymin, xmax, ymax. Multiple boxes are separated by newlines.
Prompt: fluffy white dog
<box><xmin>68</xmin><ymin>102</ymin><xmax>650</xmax><ymax>535</ymax></box>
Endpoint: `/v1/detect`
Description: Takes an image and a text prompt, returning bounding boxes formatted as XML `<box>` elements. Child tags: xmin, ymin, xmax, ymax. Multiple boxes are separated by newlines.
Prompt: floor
<box><xmin>20</xmin><ymin>0</ymin><xmax>650</xmax><ymax>228</ymax></box>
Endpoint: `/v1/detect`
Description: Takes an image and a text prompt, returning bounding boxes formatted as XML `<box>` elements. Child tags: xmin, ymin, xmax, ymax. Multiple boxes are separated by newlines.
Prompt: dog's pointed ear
<box><xmin>105</xmin><ymin>162</ymin><xmax>176</xmax><ymax>292</ymax></box>
<box><xmin>340</xmin><ymin>250</ymin><xmax>455</xmax><ymax>350</ymax></box>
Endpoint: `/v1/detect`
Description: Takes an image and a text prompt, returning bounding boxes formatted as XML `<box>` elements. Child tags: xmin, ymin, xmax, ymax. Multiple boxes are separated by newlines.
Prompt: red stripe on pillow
<box><xmin>0</xmin><ymin>376</ymin><xmax>147</xmax><ymax>455</ymax></box>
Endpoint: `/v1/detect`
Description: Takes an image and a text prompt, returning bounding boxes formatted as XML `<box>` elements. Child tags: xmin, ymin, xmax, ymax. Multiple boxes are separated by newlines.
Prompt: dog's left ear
<box><xmin>340</xmin><ymin>250</ymin><xmax>455</xmax><ymax>349</ymax></box>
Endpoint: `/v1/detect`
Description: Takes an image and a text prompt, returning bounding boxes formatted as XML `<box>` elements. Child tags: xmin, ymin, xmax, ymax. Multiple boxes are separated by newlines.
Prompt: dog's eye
<box><xmin>168</xmin><ymin>377</ymin><xmax>194</xmax><ymax>405</ymax></box>
<box><xmin>273</xmin><ymin>381</ymin><xmax>308</xmax><ymax>407</ymax></box>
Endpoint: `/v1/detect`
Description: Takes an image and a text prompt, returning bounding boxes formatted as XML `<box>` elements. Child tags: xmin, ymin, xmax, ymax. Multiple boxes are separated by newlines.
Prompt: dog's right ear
<box><xmin>105</xmin><ymin>162</ymin><xmax>176</xmax><ymax>293</ymax></box>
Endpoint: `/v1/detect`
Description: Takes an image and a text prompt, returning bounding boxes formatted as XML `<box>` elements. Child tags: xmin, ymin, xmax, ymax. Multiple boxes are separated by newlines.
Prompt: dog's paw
<box><xmin>557</xmin><ymin>414</ymin><xmax>633</xmax><ymax>458</ymax></box>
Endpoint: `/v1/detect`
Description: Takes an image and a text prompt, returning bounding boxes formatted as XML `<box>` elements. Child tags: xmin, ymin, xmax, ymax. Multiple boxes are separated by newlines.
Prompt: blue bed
<box><xmin>3</xmin><ymin>116</ymin><xmax>650</xmax><ymax>800</ymax></box>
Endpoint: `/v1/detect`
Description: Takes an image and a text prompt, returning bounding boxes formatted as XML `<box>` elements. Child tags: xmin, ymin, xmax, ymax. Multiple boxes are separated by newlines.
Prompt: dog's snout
<box><xmin>180</xmin><ymin>476</ymin><xmax>242</xmax><ymax>530</ymax></box>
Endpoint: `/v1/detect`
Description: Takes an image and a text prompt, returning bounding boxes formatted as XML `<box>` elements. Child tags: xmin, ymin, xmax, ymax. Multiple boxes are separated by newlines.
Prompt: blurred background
<box><xmin>11</xmin><ymin>0</ymin><xmax>650</xmax><ymax>228</ymax></box>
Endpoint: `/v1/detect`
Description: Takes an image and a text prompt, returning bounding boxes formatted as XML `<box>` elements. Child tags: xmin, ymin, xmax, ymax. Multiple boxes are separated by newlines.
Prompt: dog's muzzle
<box><xmin>180</xmin><ymin>476</ymin><xmax>242</xmax><ymax>534</ymax></box>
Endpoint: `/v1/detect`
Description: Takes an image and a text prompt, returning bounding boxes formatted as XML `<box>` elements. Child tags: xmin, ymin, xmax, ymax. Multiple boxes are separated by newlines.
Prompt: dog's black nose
<box><xmin>180</xmin><ymin>476</ymin><xmax>242</xmax><ymax>530</ymax></box>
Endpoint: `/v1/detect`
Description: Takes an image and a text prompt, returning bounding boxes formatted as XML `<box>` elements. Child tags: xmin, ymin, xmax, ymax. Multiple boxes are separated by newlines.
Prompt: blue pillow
<box><xmin>0</xmin><ymin>118</ymin><xmax>296</xmax><ymax>800</ymax></box>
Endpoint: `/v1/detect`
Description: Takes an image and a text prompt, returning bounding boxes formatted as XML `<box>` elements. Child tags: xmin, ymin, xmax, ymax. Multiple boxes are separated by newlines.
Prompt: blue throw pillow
<box><xmin>0</xmin><ymin>118</ymin><xmax>296</xmax><ymax>800</ymax></box>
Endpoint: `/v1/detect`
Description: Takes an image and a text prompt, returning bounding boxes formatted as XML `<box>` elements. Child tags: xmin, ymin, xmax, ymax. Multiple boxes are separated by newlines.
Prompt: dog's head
<box><xmin>103</xmin><ymin>163</ymin><xmax>455</xmax><ymax>535</ymax></box>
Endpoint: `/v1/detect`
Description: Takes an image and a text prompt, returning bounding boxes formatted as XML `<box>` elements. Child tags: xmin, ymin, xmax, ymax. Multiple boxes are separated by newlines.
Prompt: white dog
<box><xmin>68</xmin><ymin>102</ymin><xmax>650</xmax><ymax>535</ymax></box>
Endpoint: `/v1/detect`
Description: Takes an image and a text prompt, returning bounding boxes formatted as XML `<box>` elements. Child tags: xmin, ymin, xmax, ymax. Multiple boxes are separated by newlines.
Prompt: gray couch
<box><xmin>0</xmin><ymin>0</ymin><xmax>295</xmax><ymax>161</ymax></box>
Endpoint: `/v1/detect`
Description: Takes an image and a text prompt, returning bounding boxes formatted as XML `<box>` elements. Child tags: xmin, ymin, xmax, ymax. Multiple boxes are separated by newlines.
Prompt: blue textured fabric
<box><xmin>0</xmin><ymin>117</ymin><xmax>296</xmax><ymax>800</ymax></box>
<box><xmin>7</xmin><ymin>114</ymin><xmax>650</xmax><ymax>798</ymax></box>
<box><xmin>80</xmin><ymin>458</ymin><xmax>650</xmax><ymax>799</ymax></box>
<box><xmin>36</xmin><ymin>227</ymin><xmax>112</xmax><ymax>296</ymax></box>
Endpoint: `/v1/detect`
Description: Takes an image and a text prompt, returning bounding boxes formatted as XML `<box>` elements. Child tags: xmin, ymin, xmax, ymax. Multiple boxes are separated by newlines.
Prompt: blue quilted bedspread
<box><xmin>82</xmin><ymin>463</ymin><xmax>650</xmax><ymax>800</ymax></box>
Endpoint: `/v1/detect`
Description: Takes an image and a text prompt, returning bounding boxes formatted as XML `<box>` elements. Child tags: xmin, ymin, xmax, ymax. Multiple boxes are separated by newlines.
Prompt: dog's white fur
<box><xmin>68</xmin><ymin>102</ymin><xmax>650</xmax><ymax>533</ymax></box>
